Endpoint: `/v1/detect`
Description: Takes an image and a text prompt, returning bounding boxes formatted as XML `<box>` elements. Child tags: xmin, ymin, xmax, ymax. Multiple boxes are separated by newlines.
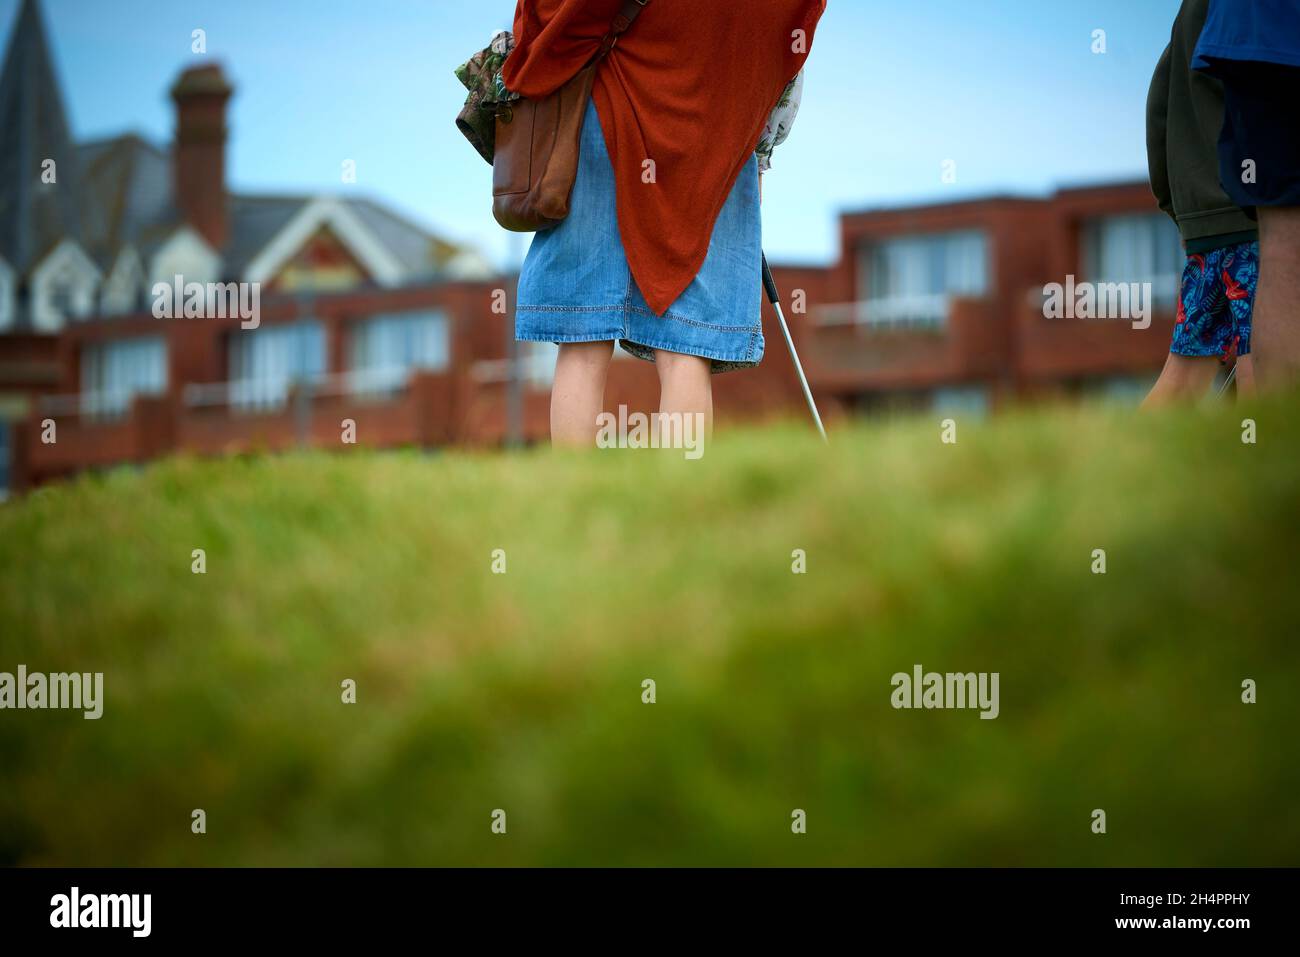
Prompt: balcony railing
<box><xmin>471</xmin><ymin>352</ymin><xmax>556</xmax><ymax>388</ymax></box>
<box><xmin>37</xmin><ymin>389</ymin><xmax>160</xmax><ymax>421</ymax></box>
<box><xmin>183</xmin><ymin>368</ymin><xmax>419</xmax><ymax>413</ymax></box>
<box><xmin>815</xmin><ymin>295</ymin><xmax>952</xmax><ymax>329</ymax></box>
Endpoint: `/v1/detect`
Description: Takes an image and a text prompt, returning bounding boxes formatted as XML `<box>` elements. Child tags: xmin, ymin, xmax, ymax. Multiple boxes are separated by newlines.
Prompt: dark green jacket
<box><xmin>1147</xmin><ymin>0</ymin><xmax>1257</xmax><ymax>251</ymax></box>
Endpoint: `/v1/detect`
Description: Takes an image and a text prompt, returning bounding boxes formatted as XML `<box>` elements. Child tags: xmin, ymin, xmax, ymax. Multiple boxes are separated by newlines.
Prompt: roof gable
<box><xmin>241</xmin><ymin>196</ymin><xmax>405</xmax><ymax>287</ymax></box>
<box><xmin>77</xmin><ymin>134</ymin><xmax>177</xmax><ymax>267</ymax></box>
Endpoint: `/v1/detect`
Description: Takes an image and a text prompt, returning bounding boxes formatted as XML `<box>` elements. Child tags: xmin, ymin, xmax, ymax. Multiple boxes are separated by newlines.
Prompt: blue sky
<box><xmin>2</xmin><ymin>0</ymin><xmax>1181</xmax><ymax>267</ymax></box>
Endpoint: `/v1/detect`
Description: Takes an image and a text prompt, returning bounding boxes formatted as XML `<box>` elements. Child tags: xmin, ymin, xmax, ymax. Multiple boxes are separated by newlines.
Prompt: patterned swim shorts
<box><xmin>1171</xmin><ymin>240</ymin><xmax>1258</xmax><ymax>360</ymax></box>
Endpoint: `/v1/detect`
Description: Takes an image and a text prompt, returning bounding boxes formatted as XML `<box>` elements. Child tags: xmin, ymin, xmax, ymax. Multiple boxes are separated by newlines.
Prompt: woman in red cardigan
<box><xmin>500</xmin><ymin>0</ymin><xmax>825</xmax><ymax>446</ymax></box>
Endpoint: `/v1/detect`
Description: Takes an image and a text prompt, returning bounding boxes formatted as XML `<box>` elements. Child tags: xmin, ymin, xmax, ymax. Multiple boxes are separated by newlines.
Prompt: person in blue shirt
<box><xmin>1193</xmin><ymin>0</ymin><xmax>1300</xmax><ymax>392</ymax></box>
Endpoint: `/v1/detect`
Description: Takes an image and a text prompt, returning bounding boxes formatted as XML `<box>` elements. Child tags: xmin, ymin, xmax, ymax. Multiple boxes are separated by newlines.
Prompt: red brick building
<box><xmin>0</xmin><ymin>0</ymin><xmax>1181</xmax><ymax>495</ymax></box>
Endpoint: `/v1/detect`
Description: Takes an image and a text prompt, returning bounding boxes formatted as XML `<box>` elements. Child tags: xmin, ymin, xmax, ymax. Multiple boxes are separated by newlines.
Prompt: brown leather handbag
<box><xmin>492</xmin><ymin>0</ymin><xmax>650</xmax><ymax>232</ymax></box>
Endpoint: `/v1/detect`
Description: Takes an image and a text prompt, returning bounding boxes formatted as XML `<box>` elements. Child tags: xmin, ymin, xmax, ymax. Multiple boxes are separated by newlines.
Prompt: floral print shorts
<box><xmin>1171</xmin><ymin>240</ymin><xmax>1258</xmax><ymax>360</ymax></box>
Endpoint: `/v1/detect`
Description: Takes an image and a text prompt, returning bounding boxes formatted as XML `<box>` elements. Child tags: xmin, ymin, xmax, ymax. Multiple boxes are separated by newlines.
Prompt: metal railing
<box><xmin>37</xmin><ymin>389</ymin><xmax>158</xmax><ymax>421</ymax></box>
<box><xmin>815</xmin><ymin>295</ymin><xmax>952</xmax><ymax>329</ymax></box>
<box><xmin>33</xmin><ymin>367</ymin><xmax>432</xmax><ymax>425</ymax></box>
<box><xmin>183</xmin><ymin>368</ymin><xmax>417</xmax><ymax>412</ymax></box>
<box><xmin>472</xmin><ymin>352</ymin><xmax>555</xmax><ymax>388</ymax></box>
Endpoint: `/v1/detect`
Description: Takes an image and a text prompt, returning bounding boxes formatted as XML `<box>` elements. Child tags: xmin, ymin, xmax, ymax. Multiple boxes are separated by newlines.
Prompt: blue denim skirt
<box><xmin>516</xmin><ymin>99</ymin><xmax>764</xmax><ymax>373</ymax></box>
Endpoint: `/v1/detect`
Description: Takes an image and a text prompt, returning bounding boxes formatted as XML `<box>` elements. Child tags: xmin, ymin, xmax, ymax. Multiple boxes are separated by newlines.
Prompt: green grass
<box><xmin>1</xmin><ymin>397</ymin><xmax>1298</xmax><ymax>866</ymax></box>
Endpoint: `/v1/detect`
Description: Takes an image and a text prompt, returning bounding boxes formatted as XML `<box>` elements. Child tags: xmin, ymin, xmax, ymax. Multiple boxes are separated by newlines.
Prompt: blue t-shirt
<box><xmin>1193</xmin><ymin>0</ymin><xmax>1300</xmax><ymax>70</ymax></box>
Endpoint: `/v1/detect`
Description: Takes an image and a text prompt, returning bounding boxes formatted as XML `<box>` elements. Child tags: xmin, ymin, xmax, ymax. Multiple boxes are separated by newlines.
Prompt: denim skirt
<box><xmin>516</xmin><ymin>99</ymin><xmax>764</xmax><ymax>373</ymax></box>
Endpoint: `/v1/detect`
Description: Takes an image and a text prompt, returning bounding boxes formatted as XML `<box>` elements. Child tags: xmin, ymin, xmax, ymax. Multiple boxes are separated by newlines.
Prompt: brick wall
<box><xmin>2</xmin><ymin>182</ymin><xmax>1184</xmax><ymax>490</ymax></box>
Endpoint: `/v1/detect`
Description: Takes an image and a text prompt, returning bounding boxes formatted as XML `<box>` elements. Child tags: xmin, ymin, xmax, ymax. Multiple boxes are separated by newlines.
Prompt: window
<box><xmin>80</xmin><ymin>337</ymin><xmax>168</xmax><ymax>418</ymax></box>
<box><xmin>348</xmin><ymin>311</ymin><xmax>449</xmax><ymax>392</ymax></box>
<box><xmin>42</xmin><ymin>257</ymin><xmax>96</xmax><ymax>324</ymax></box>
<box><xmin>860</xmin><ymin>230</ymin><xmax>988</xmax><ymax>326</ymax></box>
<box><xmin>1082</xmin><ymin>214</ymin><xmax>1182</xmax><ymax>306</ymax></box>
<box><xmin>47</xmin><ymin>280</ymin><xmax>77</xmax><ymax>320</ymax></box>
<box><xmin>229</xmin><ymin>321</ymin><xmax>326</xmax><ymax>410</ymax></box>
<box><xmin>30</xmin><ymin>241</ymin><xmax>102</xmax><ymax>330</ymax></box>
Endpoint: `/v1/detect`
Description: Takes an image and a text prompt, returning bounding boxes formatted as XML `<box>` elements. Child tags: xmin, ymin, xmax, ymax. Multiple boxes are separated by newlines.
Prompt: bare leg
<box><xmin>1142</xmin><ymin>353</ymin><xmax>1222</xmax><ymax>407</ymax></box>
<box><xmin>655</xmin><ymin>349</ymin><xmax>714</xmax><ymax>438</ymax></box>
<box><xmin>551</xmin><ymin>341</ymin><xmax>613</xmax><ymax>447</ymax></box>
<box><xmin>1252</xmin><ymin>207</ymin><xmax>1300</xmax><ymax>392</ymax></box>
<box><xmin>1234</xmin><ymin>353</ymin><xmax>1257</xmax><ymax>399</ymax></box>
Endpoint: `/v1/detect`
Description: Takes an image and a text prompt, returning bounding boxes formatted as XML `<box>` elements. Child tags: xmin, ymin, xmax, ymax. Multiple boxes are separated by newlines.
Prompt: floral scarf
<box><xmin>453</xmin><ymin>31</ymin><xmax>520</xmax><ymax>165</ymax></box>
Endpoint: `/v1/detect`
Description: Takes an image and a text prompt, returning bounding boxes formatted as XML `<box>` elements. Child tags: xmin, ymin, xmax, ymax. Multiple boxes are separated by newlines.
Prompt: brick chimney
<box><xmin>170</xmin><ymin>64</ymin><xmax>233</xmax><ymax>251</ymax></box>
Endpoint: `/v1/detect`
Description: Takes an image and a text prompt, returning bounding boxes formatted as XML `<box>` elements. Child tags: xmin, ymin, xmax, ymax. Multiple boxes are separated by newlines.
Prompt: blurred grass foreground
<box><xmin>1</xmin><ymin>397</ymin><xmax>1298</xmax><ymax>867</ymax></box>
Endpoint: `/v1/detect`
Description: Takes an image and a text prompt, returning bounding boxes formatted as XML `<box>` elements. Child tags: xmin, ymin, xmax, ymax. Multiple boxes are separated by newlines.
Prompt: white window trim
<box><xmin>29</xmin><ymin>239</ymin><xmax>103</xmax><ymax>331</ymax></box>
<box><xmin>243</xmin><ymin>197</ymin><xmax>406</xmax><ymax>288</ymax></box>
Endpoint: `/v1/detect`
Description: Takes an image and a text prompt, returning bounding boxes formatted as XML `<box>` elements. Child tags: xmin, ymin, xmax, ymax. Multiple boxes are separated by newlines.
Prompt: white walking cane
<box><xmin>762</xmin><ymin>254</ymin><xmax>828</xmax><ymax>443</ymax></box>
<box><xmin>1217</xmin><ymin>363</ymin><xmax>1238</xmax><ymax>397</ymax></box>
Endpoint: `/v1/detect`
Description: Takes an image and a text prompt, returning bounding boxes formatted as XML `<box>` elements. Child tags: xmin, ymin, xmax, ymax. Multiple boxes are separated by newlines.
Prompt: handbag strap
<box><xmin>598</xmin><ymin>0</ymin><xmax>650</xmax><ymax>56</ymax></box>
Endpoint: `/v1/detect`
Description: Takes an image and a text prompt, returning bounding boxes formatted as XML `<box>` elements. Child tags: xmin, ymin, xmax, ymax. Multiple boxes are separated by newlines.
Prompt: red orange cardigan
<box><xmin>502</xmin><ymin>0</ymin><xmax>825</xmax><ymax>316</ymax></box>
